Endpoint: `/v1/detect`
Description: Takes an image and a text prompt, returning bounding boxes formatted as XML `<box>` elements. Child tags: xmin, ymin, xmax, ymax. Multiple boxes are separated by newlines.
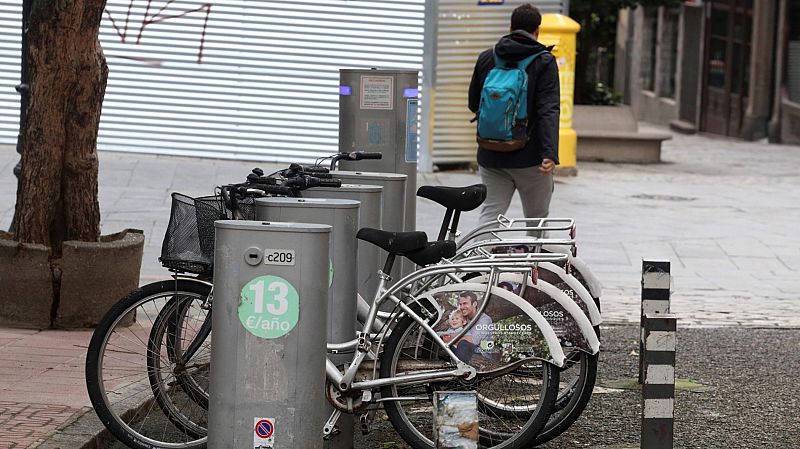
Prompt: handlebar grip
<box><xmin>305</xmin><ymin>177</ymin><xmax>342</xmax><ymax>189</ymax></box>
<box><xmin>354</xmin><ymin>151</ymin><xmax>382</xmax><ymax>160</ymax></box>
<box><xmin>240</xmin><ymin>184</ymin><xmax>294</xmax><ymax>196</ymax></box>
<box><xmin>303</xmin><ymin>165</ymin><xmax>330</xmax><ymax>174</ymax></box>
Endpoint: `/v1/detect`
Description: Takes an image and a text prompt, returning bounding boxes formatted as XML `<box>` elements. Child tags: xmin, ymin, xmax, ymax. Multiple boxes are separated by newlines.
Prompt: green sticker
<box><xmin>239</xmin><ymin>275</ymin><xmax>299</xmax><ymax>339</ymax></box>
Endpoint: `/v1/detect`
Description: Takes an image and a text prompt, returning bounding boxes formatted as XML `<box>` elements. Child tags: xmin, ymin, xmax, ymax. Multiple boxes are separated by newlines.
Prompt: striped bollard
<box><xmin>640</xmin><ymin>260</ymin><xmax>671</xmax><ymax>383</ymax></box>
<box><xmin>641</xmin><ymin>313</ymin><xmax>677</xmax><ymax>449</ymax></box>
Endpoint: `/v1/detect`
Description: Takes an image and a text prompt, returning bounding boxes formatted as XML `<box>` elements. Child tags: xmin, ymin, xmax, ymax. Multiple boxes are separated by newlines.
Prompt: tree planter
<box><xmin>0</xmin><ymin>229</ymin><xmax>144</xmax><ymax>329</ymax></box>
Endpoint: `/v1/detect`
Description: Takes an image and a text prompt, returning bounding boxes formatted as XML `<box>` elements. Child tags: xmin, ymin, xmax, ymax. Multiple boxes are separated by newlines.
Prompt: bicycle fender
<box><xmin>419</xmin><ymin>282</ymin><xmax>565</xmax><ymax>368</ymax></box>
<box><xmin>169</xmin><ymin>276</ymin><xmax>214</xmax><ymax>289</ymax></box>
<box><xmin>539</xmin><ymin>262</ymin><xmax>602</xmax><ymax>326</ymax></box>
<box><xmin>469</xmin><ymin>274</ymin><xmax>600</xmax><ymax>355</ymax></box>
<box><xmin>542</xmin><ymin>245</ymin><xmax>603</xmax><ymax>299</ymax></box>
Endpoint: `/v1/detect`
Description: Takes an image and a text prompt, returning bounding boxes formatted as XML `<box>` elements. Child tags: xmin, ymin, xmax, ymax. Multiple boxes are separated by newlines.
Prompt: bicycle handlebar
<box><xmin>329</xmin><ymin>151</ymin><xmax>383</xmax><ymax>170</ymax></box>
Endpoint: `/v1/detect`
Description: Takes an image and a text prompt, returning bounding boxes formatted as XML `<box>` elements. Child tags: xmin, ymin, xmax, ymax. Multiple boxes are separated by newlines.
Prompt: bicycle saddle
<box><xmin>356</xmin><ymin>228</ymin><xmax>428</xmax><ymax>255</ymax></box>
<box><xmin>405</xmin><ymin>240</ymin><xmax>456</xmax><ymax>266</ymax></box>
<box><xmin>416</xmin><ymin>184</ymin><xmax>487</xmax><ymax>212</ymax></box>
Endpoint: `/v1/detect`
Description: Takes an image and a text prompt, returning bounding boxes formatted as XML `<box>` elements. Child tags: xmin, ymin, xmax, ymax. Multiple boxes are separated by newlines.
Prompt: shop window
<box><xmin>659</xmin><ymin>7</ymin><xmax>680</xmax><ymax>98</ymax></box>
<box><xmin>640</xmin><ymin>7</ymin><xmax>658</xmax><ymax>92</ymax></box>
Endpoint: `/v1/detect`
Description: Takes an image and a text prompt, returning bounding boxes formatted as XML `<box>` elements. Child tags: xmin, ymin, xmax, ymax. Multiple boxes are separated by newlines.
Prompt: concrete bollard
<box><xmin>641</xmin><ymin>313</ymin><xmax>677</xmax><ymax>449</ymax></box>
<box><xmin>640</xmin><ymin>259</ymin><xmax>671</xmax><ymax>383</ymax></box>
<box><xmin>208</xmin><ymin>221</ymin><xmax>331</xmax><ymax>449</ymax></box>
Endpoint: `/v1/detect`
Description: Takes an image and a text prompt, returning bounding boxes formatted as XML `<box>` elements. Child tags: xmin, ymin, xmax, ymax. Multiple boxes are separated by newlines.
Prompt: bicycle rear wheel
<box><xmin>85</xmin><ymin>280</ymin><xmax>211</xmax><ymax>449</ymax></box>
<box><xmin>147</xmin><ymin>290</ymin><xmax>212</xmax><ymax>438</ymax></box>
<box><xmin>380</xmin><ymin>315</ymin><xmax>559</xmax><ymax>449</ymax></box>
<box><xmin>534</xmin><ymin>349</ymin><xmax>598</xmax><ymax>444</ymax></box>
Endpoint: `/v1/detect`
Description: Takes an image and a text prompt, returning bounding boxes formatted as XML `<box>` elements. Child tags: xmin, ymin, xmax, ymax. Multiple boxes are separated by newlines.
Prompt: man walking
<box><xmin>468</xmin><ymin>3</ymin><xmax>560</xmax><ymax>225</ymax></box>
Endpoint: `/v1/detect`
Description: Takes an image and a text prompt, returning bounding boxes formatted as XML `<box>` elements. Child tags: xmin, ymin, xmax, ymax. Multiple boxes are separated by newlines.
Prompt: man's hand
<box><xmin>539</xmin><ymin>158</ymin><xmax>555</xmax><ymax>174</ymax></box>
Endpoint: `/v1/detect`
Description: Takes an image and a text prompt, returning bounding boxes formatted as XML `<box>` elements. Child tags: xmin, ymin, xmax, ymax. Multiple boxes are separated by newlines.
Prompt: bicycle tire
<box><xmin>85</xmin><ymin>280</ymin><xmax>210</xmax><ymax>449</ymax></box>
<box><xmin>379</xmin><ymin>314</ymin><xmax>559</xmax><ymax>449</ymax></box>
<box><xmin>147</xmin><ymin>290</ymin><xmax>212</xmax><ymax>439</ymax></box>
<box><xmin>535</xmin><ymin>349</ymin><xmax>598</xmax><ymax>445</ymax></box>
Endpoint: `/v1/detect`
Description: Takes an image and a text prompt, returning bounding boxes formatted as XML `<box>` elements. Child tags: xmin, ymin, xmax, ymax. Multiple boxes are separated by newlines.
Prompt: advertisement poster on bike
<box><xmin>421</xmin><ymin>285</ymin><xmax>559</xmax><ymax>370</ymax></box>
<box><xmin>466</xmin><ymin>271</ymin><xmax>597</xmax><ymax>353</ymax></box>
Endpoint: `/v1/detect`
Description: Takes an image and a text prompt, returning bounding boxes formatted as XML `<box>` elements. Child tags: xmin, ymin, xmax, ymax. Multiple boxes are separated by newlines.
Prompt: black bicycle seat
<box><xmin>405</xmin><ymin>240</ymin><xmax>457</xmax><ymax>266</ymax></box>
<box><xmin>356</xmin><ymin>228</ymin><xmax>428</xmax><ymax>255</ymax></box>
<box><xmin>416</xmin><ymin>184</ymin><xmax>487</xmax><ymax>212</ymax></box>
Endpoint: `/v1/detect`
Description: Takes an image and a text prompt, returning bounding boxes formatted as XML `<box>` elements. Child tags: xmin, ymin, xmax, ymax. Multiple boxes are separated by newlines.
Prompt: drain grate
<box><xmin>630</xmin><ymin>194</ymin><xmax>696</xmax><ymax>202</ymax></box>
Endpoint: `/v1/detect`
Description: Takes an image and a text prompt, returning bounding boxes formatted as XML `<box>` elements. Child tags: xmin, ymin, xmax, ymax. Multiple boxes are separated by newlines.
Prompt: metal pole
<box><xmin>419</xmin><ymin>0</ymin><xmax>438</xmax><ymax>173</ymax></box>
<box><xmin>10</xmin><ymin>0</ymin><xmax>32</xmax><ymax>233</ymax></box>
<box><xmin>208</xmin><ymin>221</ymin><xmax>332</xmax><ymax>449</ymax></box>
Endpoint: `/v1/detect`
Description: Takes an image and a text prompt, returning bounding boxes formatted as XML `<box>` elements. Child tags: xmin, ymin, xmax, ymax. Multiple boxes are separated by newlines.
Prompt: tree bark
<box><xmin>14</xmin><ymin>0</ymin><xmax>108</xmax><ymax>249</ymax></box>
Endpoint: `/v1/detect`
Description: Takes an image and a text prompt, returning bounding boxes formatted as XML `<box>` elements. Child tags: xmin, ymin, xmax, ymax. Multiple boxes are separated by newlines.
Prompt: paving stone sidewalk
<box><xmin>0</xmin><ymin>125</ymin><xmax>799</xmax><ymax>448</ymax></box>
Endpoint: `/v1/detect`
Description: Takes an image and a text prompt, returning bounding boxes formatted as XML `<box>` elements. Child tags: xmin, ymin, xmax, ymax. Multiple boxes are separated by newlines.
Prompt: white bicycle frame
<box><xmin>321</xmin><ymin>253</ymin><xmax>570</xmax><ymax>435</ymax></box>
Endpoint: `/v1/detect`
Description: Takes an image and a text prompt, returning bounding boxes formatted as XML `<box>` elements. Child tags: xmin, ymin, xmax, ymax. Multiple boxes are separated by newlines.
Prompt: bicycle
<box><xmin>412</xmin><ymin>185</ymin><xmax>604</xmax><ymax>445</ymax></box>
<box><xmin>155</xmin><ymin>184</ymin><xmax>597</xmax><ymax>446</ymax></box>
<box><xmin>87</xmin><ymin>158</ymin><xmax>596</xmax><ymax>449</ymax></box>
<box><xmin>85</xmin><ymin>165</ymin><xmax>345</xmax><ymax>449</ymax></box>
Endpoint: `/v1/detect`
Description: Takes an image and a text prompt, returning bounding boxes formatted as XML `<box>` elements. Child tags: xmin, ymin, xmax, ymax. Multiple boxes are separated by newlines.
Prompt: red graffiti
<box><xmin>105</xmin><ymin>0</ymin><xmax>211</xmax><ymax>64</ymax></box>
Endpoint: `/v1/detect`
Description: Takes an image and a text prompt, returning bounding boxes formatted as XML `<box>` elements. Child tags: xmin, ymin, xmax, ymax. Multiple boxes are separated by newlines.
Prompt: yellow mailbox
<box><xmin>538</xmin><ymin>14</ymin><xmax>581</xmax><ymax>173</ymax></box>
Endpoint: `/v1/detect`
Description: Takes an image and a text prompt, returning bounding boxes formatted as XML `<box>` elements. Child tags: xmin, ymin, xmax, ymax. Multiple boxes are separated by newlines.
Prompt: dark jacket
<box><xmin>469</xmin><ymin>31</ymin><xmax>560</xmax><ymax>168</ymax></box>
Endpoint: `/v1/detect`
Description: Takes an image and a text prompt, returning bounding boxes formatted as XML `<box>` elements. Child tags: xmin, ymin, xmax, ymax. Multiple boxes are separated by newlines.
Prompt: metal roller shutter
<box><xmin>431</xmin><ymin>0</ymin><xmax>565</xmax><ymax>165</ymax></box>
<box><xmin>0</xmin><ymin>0</ymin><xmax>425</xmax><ymax>163</ymax></box>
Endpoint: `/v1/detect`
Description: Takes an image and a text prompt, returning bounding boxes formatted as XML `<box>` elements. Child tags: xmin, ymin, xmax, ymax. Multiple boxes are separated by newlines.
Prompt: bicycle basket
<box><xmin>159</xmin><ymin>192</ymin><xmax>258</xmax><ymax>275</ymax></box>
<box><xmin>159</xmin><ymin>193</ymin><xmax>224</xmax><ymax>275</ymax></box>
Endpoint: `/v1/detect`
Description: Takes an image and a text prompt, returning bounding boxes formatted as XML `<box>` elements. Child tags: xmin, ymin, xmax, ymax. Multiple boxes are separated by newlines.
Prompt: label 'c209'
<box><xmin>263</xmin><ymin>249</ymin><xmax>295</xmax><ymax>266</ymax></box>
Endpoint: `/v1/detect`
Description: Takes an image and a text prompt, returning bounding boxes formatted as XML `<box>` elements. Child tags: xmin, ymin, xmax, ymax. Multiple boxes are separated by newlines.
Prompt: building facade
<box><xmin>614</xmin><ymin>0</ymin><xmax>800</xmax><ymax>144</ymax></box>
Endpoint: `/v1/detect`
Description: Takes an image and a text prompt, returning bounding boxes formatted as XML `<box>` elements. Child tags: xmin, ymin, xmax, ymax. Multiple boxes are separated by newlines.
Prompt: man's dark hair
<box><xmin>510</xmin><ymin>3</ymin><xmax>542</xmax><ymax>33</ymax></box>
<box><xmin>459</xmin><ymin>291</ymin><xmax>478</xmax><ymax>304</ymax></box>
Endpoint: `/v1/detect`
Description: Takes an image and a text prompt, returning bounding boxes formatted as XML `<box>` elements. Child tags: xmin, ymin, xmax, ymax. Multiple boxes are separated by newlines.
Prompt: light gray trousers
<box><xmin>478</xmin><ymin>165</ymin><xmax>554</xmax><ymax>226</ymax></box>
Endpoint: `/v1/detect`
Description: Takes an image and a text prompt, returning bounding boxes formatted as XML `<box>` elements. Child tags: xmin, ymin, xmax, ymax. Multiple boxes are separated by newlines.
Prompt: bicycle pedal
<box><xmin>359</xmin><ymin>412</ymin><xmax>372</xmax><ymax>435</ymax></box>
<box><xmin>322</xmin><ymin>425</ymin><xmax>341</xmax><ymax>440</ymax></box>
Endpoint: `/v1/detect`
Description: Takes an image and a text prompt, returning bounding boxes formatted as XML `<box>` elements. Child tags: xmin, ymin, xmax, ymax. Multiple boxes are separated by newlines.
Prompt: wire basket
<box><xmin>159</xmin><ymin>192</ymin><xmax>256</xmax><ymax>275</ymax></box>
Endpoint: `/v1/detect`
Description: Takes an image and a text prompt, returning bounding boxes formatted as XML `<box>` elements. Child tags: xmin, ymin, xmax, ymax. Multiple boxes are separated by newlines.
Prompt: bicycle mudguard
<box><xmin>468</xmin><ymin>274</ymin><xmax>599</xmax><ymax>355</ymax></box>
<box><xmin>541</xmin><ymin>244</ymin><xmax>603</xmax><ymax>300</ymax></box>
<box><xmin>537</xmin><ymin>262</ymin><xmax>602</xmax><ymax>326</ymax></box>
<box><xmin>416</xmin><ymin>282</ymin><xmax>566</xmax><ymax>368</ymax></box>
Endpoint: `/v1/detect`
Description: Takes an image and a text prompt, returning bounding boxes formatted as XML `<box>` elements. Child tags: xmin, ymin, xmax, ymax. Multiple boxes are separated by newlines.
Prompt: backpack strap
<box><xmin>518</xmin><ymin>50</ymin><xmax>549</xmax><ymax>72</ymax></box>
<box><xmin>493</xmin><ymin>49</ymin><xmax>550</xmax><ymax>71</ymax></box>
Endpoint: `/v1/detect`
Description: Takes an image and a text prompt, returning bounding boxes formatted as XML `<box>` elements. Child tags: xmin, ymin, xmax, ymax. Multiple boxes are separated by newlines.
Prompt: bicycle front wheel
<box><xmin>379</xmin><ymin>315</ymin><xmax>559</xmax><ymax>449</ymax></box>
<box><xmin>85</xmin><ymin>279</ymin><xmax>211</xmax><ymax>449</ymax></box>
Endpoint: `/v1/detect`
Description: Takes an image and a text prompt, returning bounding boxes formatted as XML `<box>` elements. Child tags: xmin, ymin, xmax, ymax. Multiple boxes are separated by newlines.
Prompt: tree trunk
<box><xmin>14</xmin><ymin>0</ymin><xmax>108</xmax><ymax>249</ymax></box>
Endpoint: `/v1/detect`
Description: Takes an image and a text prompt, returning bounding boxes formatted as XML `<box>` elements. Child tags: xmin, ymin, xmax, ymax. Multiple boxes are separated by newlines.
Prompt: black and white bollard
<box><xmin>640</xmin><ymin>313</ymin><xmax>677</xmax><ymax>449</ymax></box>
<box><xmin>639</xmin><ymin>260</ymin><xmax>671</xmax><ymax>383</ymax></box>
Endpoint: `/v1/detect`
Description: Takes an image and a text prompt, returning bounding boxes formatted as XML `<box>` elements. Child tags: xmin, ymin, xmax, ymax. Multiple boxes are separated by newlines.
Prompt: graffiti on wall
<box><xmin>105</xmin><ymin>0</ymin><xmax>211</xmax><ymax>64</ymax></box>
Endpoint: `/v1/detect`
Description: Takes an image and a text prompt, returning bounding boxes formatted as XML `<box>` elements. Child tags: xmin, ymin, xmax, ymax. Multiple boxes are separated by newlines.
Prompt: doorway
<box><xmin>700</xmin><ymin>0</ymin><xmax>753</xmax><ymax>137</ymax></box>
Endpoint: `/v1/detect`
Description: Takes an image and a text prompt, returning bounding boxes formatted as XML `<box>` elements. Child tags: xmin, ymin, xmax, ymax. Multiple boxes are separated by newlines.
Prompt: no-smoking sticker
<box><xmin>253</xmin><ymin>417</ymin><xmax>275</xmax><ymax>448</ymax></box>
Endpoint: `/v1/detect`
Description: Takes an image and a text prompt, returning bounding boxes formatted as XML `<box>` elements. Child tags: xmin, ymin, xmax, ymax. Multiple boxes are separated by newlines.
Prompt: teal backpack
<box><xmin>476</xmin><ymin>50</ymin><xmax>548</xmax><ymax>152</ymax></box>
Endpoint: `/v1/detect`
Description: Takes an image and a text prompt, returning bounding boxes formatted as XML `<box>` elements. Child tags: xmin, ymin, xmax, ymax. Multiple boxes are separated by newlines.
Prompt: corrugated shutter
<box><xmin>432</xmin><ymin>0</ymin><xmax>564</xmax><ymax>165</ymax></box>
<box><xmin>0</xmin><ymin>3</ymin><xmax>21</xmax><ymax>140</ymax></box>
<box><xmin>0</xmin><ymin>0</ymin><xmax>425</xmax><ymax>163</ymax></box>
